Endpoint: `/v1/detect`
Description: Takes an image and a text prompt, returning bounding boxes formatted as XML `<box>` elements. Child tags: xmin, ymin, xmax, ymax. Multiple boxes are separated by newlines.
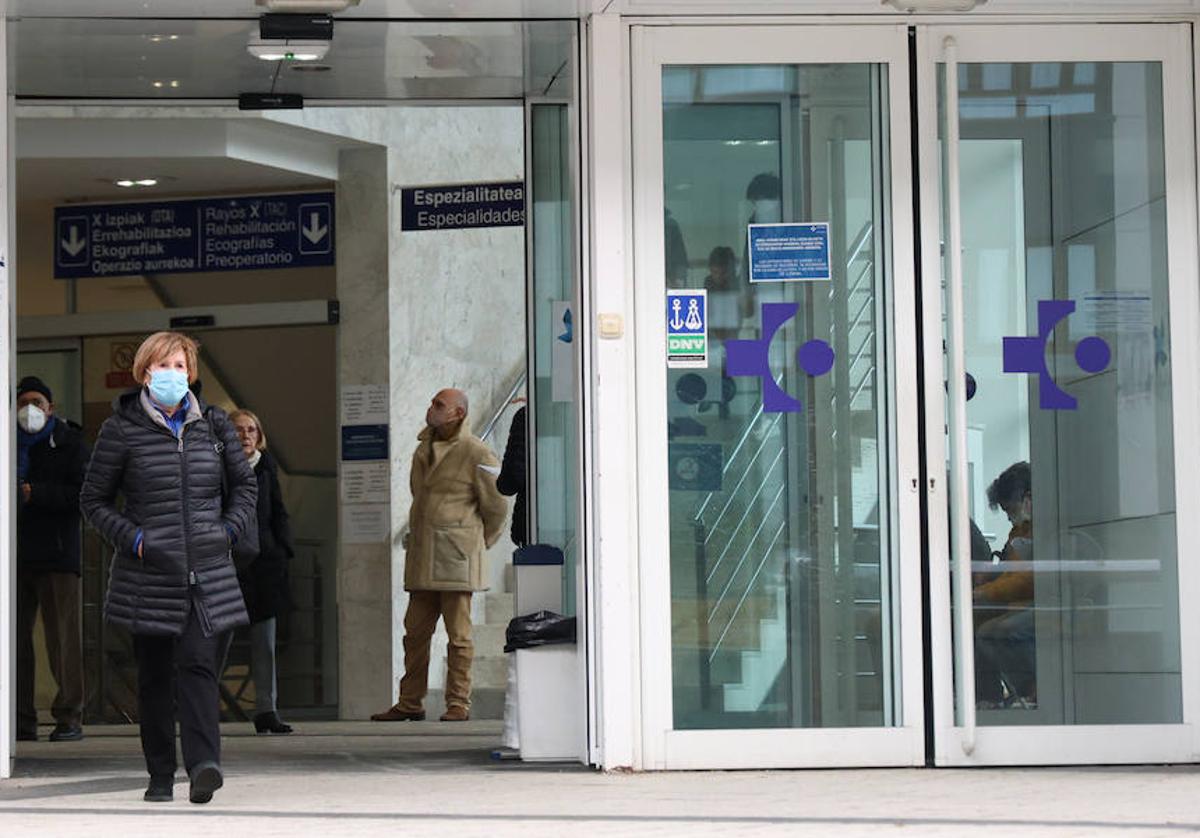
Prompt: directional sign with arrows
<box><xmin>53</xmin><ymin>191</ymin><xmax>335</xmax><ymax>279</ymax></box>
<box><xmin>298</xmin><ymin>201</ymin><xmax>332</xmax><ymax>255</ymax></box>
<box><xmin>56</xmin><ymin>216</ymin><xmax>90</xmax><ymax>267</ymax></box>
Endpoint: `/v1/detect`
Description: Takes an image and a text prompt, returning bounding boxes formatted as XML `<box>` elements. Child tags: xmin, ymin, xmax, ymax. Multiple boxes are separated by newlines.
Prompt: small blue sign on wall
<box><xmin>748</xmin><ymin>222</ymin><xmax>831</xmax><ymax>283</ymax></box>
<box><xmin>341</xmin><ymin>424</ymin><xmax>389</xmax><ymax>462</ymax></box>
<box><xmin>54</xmin><ymin>191</ymin><xmax>335</xmax><ymax>279</ymax></box>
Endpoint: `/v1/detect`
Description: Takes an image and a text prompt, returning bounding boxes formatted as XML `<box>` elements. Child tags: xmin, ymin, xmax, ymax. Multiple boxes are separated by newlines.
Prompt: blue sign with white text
<box><xmin>341</xmin><ymin>425</ymin><xmax>389</xmax><ymax>462</ymax></box>
<box><xmin>400</xmin><ymin>181</ymin><xmax>525</xmax><ymax>232</ymax></box>
<box><xmin>54</xmin><ymin>191</ymin><xmax>335</xmax><ymax>279</ymax></box>
<box><xmin>748</xmin><ymin>222</ymin><xmax>830</xmax><ymax>283</ymax></box>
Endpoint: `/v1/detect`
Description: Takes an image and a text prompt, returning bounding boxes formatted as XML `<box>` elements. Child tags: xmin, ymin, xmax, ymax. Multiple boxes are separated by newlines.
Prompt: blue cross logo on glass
<box><xmin>1002</xmin><ymin>299</ymin><xmax>1111</xmax><ymax>411</ymax></box>
<box><xmin>726</xmin><ymin>302</ymin><xmax>835</xmax><ymax>413</ymax></box>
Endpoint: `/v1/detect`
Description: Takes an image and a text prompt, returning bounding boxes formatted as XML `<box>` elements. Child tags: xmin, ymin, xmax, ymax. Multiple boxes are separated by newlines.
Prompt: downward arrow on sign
<box><xmin>302</xmin><ymin>212</ymin><xmax>328</xmax><ymax>244</ymax></box>
<box><xmin>61</xmin><ymin>226</ymin><xmax>87</xmax><ymax>256</ymax></box>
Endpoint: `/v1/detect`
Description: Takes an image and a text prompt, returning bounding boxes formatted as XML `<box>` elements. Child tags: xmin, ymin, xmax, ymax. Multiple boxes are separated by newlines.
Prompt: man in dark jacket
<box><xmin>15</xmin><ymin>375</ymin><xmax>88</xmax><ymax>742</ymax></box>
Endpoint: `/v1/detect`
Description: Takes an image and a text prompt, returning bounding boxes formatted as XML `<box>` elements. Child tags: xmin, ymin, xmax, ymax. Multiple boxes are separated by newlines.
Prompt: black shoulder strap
<box><xmin>205</xmin><ymin>407</ymin><xmax>231</xmax><ymax>504</ymax></box>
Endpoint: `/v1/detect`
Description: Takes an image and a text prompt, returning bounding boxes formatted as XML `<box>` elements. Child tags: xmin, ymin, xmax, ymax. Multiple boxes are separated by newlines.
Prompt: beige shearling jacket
<box><xmin>403</xmin><ymin>421</ymin><xmax>508</xmax><ymax>592</ymax></box>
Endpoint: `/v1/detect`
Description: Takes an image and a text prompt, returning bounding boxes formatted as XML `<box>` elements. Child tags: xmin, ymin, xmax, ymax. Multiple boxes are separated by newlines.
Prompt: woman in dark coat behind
<box><xmin>496</xmin><ymin>405</ymin><xmax>528</xmax><ymax>547</ymax></box>
<box><xmin>229</xmin><ymin>409</ymin><xmax>295</xmax><ymax>734</ymax></box>
<box><xmin>80</xmin><ymin>331</ymin><xmax>256</xmax><ymax>806</ymax></box>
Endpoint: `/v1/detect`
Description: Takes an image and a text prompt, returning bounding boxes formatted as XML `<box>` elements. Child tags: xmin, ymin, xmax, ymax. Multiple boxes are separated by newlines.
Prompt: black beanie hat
<box><xmin>17</xmin><ymin>376</ymin><xmax>52</xmax><ymax>402</ymax></box>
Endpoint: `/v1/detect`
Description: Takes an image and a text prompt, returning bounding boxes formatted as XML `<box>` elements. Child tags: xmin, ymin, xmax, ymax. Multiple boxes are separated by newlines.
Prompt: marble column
<box><xmin>336</xmin><ymin>146</ymin><xmax>393</xmax><ymax>719</ymax></box>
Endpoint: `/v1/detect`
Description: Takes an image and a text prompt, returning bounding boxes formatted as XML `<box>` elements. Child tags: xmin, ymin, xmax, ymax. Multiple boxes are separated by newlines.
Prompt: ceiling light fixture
<box><xmin>247</xmin><ymin>38</ymin><xmax>330</xmax><ymax>61</ymax></box>
<box><xmin>113</xmin><ymin>178</ymin><xmax>161</xmax><ymax>188</ymax></box>
<box><xmin>146</xmin><ymin>34</ymin><xmax>180</xmax><ymax>43</ymax></box>
<box><xmin>882</xmin><ymin>0</ymin><xmax>987</xmax><ymax>10</ymax></box>
<box><xmin>256</xmin><ymin>0</ymin><xmax>360</xmax><ymax>11</ymax></box>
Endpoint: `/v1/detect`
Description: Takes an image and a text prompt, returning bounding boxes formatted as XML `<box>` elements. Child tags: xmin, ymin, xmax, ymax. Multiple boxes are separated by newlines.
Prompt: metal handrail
<box><xmin>709</xmin><ymin>520</ymin><xmax>787</xmax><ymax>663</ymax></box>
<box><xmin>829</xmin><ymin>221</ymin><xmax>873</xmax><ymax>301</ymax></box>
<box><xmin>479</xmin><ymin>370</ymin><xmax>527</xmax><ymax>444</ymax></box>
<box><xmin>846</xmin><ymin>221</ymin><xmax>874</xmax><ymax>270</ymax></box>
<box><xmin>850</xmin><ymin>363</ymin><xmax>876</xmax><ymax>407</ymax></box>
<box><xmin>702</xmin><ymin>419</ymin><xmax>784</xmax><ymax>544</ymax></box>
<box><xmin>849</xmin><ymin>292</ymin><xmax>874</xmax><ymax>336</ymax></box>
<box><xmin>705</xmin><ymin>447</ymin><xmax>785</xmax><ymax>586</ymax></box>
<box><xmin>693</xmin><ymin>376</ymin><xmax>785</xmax><ymax>523</ymax></box>
<box><xmin>849</xmin><ymin>328</ymin><xmax>876</xmax><ymax>373</ymax></box>
<box><xmin>707</xmin><ymin>482</ymin><xmax>787</xmax><ymax>623</ymax></box>
<box><xmin>848</xmin><ymin>253</ymin><xmax>875</xmax><ymax>298</ymax></box>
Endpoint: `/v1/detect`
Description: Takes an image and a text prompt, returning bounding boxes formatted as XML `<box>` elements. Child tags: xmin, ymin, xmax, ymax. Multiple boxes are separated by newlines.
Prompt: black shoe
<box><xmin>49</xmin><ymin>723</ymin><xmax>83</xmax><ymax>742</ymax></box>
<box><xmin>144</xmin><ymin>776</ymin><xmax>174</xmax><ymax>803</ymax></box>
<box><xmin>253</xmin><ymin>712</ymin><xmax>293</xmax><ymax>735</ymax></box>
<box><xmin>188</xmin><ymin>761</ymin><xmax>223</xmax><ymax>805</ymax></box>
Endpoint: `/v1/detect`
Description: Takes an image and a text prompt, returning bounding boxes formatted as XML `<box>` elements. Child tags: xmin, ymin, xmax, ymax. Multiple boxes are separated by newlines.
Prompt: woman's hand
<box><xmin>138</xmin><ymin>541</ymin><xmax>144</xmax><ymax>559</ymax></box>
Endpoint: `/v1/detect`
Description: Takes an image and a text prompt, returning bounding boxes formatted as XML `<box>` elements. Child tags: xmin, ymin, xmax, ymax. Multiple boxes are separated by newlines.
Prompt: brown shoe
<box><xmin>440</xmin><ymin>705</ymin><xmax>470</xmax><ymax>722</ymax></box>
<box><xmin>370</xmin><ymin>705</ymin><xmax>426</xmax><ymax>722</ymax></box>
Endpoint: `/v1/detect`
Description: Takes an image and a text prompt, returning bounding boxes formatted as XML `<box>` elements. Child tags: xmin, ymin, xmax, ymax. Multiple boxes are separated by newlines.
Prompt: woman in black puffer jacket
<box><xmin>228</xmin><ymin>408</ymin><xmax>295</xmax><ymax>735</ymax></box>
<box><xmin>80</xmin><ymin>331</ymin><xmax>256</xmax><ymax>806</ymax></box>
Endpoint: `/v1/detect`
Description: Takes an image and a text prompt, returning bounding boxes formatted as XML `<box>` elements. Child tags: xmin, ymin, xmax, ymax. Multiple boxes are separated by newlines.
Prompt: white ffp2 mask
<box><xmin>18</xmin><ymin>405</ymin><xmax>46</xmax><ymax>434</ymax></box>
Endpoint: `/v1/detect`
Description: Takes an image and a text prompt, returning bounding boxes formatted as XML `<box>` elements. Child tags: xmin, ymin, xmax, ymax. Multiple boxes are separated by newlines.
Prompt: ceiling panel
<box><xmin>11</xmin><ymin>17</ymin><xmax>574</xmax><ymax>101</ymax></box>
<box><xmin>11</xmin><ymin>0</ymin><xmax>589</xmax><ymax>19</ymax></box>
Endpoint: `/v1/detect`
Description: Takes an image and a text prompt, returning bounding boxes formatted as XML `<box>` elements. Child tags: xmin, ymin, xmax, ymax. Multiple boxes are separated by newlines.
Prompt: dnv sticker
<box><xmin>667</xmin><ymin>289</ymin><xmax>708</xmax><ymax>369</ymax></box>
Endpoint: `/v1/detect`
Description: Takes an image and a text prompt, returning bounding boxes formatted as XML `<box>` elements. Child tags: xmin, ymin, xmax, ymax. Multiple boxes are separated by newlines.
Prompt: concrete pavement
<box><xmin>2</xmin><ymin>722</ymin><xmax>1199</xmax><ymax>836</ymax></box>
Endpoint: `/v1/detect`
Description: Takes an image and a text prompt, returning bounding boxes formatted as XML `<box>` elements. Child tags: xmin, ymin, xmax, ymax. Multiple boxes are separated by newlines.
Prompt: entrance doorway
<box><xmin>632</xmin><ymin>21</ymin><xmax>1200</xmax><ymax>768</ymax></box>
<box><xmin>2</xmin><ymin>12</ymin><xmax>587</xmax><ymax>775</ymax></box>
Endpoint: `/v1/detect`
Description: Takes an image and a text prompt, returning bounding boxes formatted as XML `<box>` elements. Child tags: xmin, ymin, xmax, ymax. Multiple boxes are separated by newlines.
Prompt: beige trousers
<box><xmin>397</xmin><ymin>590</ymin><xmax>474</xmax><ymax>712</ymax></box>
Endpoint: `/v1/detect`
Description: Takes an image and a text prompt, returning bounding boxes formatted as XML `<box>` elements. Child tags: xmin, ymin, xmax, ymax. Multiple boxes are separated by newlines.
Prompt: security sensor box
<box><xmin>239</xmin><ymin>93</ymin><xmax>305</xmax><ymax>110</ymax></box>
<box><xmin>260</xmin><ymin>13</ymin><xmax>333</xmax><ymax>41</ymax></box>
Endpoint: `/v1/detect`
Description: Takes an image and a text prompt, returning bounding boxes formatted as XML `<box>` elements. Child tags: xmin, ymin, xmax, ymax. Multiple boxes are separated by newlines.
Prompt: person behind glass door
<box><xmin>741</xmin><ymin>172</ymin><xmax>783</xmax><ymax>287</ymax></box>
<box><xmin>227</xmin><ymin>408</ymin><xmax>295</xmax><ymax>735</ymax></box>
<box><xmin>973</xmin><ymin>460</ymin><xmax>1037</xmax><ymax>709</ymax></box>
<box><xmin>665</xmin><ymin>208</ymin><xmax>690</xmax><ymax>288</ymax></box>
<box><xmin>705</xmin><ymin>245</ymin><xmax>751</xmax><ymax>343</ymax></box>
<box><xmin>14</xmin><ymin>375</ymin><xmax>88</xmax><ymax>743</ymax></box>
<box><xmin>496</xmin><ymin>403</ymin><xmax>528</xmax><ymax>548</ymax></box>
<box><xmin>80</xmin><ymin>331</ymin><xmax>256</xmax><ymax>804</ymax></box>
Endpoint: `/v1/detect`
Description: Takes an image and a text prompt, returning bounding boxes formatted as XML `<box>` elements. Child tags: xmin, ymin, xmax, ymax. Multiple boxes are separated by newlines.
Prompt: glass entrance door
<box><xmin>632</xmin><ymin>24</ymin><xmax>925</xmax><ymax>769</ymax></box>
<box><xmin>919</xmin><ymin>24</ymin><xmax>1200</xmax><ymax>765</ymax></box>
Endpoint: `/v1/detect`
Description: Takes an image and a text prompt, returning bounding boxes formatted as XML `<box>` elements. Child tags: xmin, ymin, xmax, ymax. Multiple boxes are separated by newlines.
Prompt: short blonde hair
<box><xmin>132</xmin><ymin>331</ymin><xmax>200</xmax><ymax>385</ymax></box>
<box><xmin>229</xmin><ymin>408</ymin><xmax>268</xmax><ymax>451</ymax></box>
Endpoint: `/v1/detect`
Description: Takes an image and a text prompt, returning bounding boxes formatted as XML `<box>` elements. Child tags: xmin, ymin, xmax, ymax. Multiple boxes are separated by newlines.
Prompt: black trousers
<box><xmin>16</xmin><ymin>568</ymin><xmax>85</xmax><ymax>734</ymax></box>
<box><xmin>132</xmin><ymin>604</ymin><xmax>224</xmax><ymax>779</ymax></box>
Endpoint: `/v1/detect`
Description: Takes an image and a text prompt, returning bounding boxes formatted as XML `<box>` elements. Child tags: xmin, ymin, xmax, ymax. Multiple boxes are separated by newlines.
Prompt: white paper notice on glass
<box><xmin>1079</xmin><ymin>291</ymin><xmax>1153</xmax><ymax>335</ymax></box>
<box><xmin>341</xmin><ymin>461</ymin><xmax>390</xmax><ymax>504</ymax></box>
<box><xmin>342</xmin><ymin>503</ymin><xmax>390</xmax><ymax>544</ymax></box>
<box><xmin>341</xmin><ymin>384</ymin><xmax>388</xmax><ymax>426</ymax></box>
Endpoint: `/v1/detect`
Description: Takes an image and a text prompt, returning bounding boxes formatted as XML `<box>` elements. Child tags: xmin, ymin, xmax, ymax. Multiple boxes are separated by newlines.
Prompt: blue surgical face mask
<box><xmin>148</xmin><ymin>369</ymin><xmax>189</xmax><ymax>407</ymax></box>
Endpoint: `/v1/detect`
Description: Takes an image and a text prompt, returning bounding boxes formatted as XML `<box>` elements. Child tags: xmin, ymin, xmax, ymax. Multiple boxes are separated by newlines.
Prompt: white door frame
<box><xmin>0</xmin><ymin>0</ymin><xmax>13</xmax><ymax>781</ymax></box>
<box><xmin>917</xmin><ymin>22</ymin><xmax>1200</xmax><ymax>766</ymax></box>
<box><xmin>631</xmin><ymin>22</ymin><xmax>926</xmax><ymax>770</ymax></box>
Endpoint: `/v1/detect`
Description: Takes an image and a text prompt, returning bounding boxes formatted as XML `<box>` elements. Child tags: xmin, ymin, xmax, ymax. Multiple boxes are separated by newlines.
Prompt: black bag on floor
<box><xmin>504</xmin><ymin>610</ymin><xmax>576</xmax><ymax>653</ymax></box>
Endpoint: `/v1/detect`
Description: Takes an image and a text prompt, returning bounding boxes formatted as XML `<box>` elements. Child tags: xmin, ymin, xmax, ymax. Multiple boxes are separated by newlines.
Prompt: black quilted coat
<box><xmin>80</xmin><ymin>389</ymin><xmax>257</xmax><ymax>637</ymax></box>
